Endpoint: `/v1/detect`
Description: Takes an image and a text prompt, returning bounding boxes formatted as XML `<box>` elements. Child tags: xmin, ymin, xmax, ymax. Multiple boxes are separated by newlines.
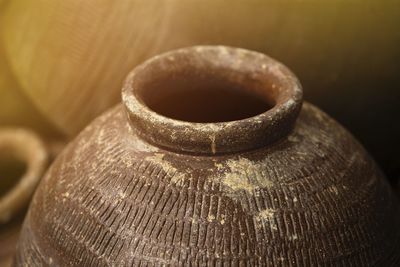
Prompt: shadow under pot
<box><xmin>14</xmin><ymin>46</ymin><xmax>400</xmax><ymax>266</ymax></box>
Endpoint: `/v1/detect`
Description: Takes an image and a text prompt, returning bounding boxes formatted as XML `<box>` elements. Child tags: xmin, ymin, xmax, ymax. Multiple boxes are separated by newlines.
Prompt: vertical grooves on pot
<box><xmin>15</xmin><ymin>103</ymin><xmax>400</xmax><ymax>265</ymax></box>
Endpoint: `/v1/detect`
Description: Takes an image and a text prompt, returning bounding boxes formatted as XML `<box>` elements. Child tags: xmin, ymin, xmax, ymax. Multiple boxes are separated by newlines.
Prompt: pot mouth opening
<box><xmin>137</xmin><ymin>70</ymin><xmax>276</xmax><ymax>123</ymax></box>
<box><xmin>123</xmin><ymin>46</ymin><xmax>303</xmax><ymax>155</ymax></box>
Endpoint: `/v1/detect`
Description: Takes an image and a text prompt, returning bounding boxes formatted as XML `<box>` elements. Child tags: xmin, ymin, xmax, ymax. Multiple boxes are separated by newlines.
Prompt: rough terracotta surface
<box><xmin>14</xmin><ymin>47</ymin><xmax>400</xmax><ymax>266</ymax></box>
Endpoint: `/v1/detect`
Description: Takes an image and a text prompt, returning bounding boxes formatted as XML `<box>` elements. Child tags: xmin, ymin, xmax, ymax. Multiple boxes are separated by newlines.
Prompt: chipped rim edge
<box><xmin>122</xmin><ymin>45</ymin><xmax>303</xmax><ymax>155</ymax></box>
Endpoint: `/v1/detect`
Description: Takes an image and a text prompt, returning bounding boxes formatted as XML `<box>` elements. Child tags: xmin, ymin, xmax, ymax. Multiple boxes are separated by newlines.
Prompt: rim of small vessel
<box><xmin>0</xmin><ymin>129</ymin><xmax>47</xmax><ymax>223</ymax></box>
<box><xmin>123</xmin><ymin>46</ymin><xmax>303</xmax><ymax>155</ymax></box>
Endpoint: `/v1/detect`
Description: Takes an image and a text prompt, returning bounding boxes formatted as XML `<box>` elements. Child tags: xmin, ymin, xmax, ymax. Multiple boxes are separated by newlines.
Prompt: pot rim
<box><xmin>122</xmin><ymin>45</ymin><xmax>303</xmax><ymax>155</ymax></box>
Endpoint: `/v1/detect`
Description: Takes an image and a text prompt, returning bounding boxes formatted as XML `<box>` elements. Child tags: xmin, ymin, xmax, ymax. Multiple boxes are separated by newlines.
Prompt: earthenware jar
<box><xmin>14</xmin><ymin>46</ymin><xmax>400</xmax><ymax>266</ymax></box>
<box><xmin>0</xmin><ymin>128</ymin><xmax>48</xmax><ymax>224</ymax></box>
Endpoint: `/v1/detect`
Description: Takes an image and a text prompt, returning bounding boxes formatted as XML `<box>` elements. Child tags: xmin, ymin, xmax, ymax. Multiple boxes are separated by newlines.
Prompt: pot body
<box><xmin>14</xmin><ymin>103</ymin><xmax>400</xmax><ymax>266</ymax></box>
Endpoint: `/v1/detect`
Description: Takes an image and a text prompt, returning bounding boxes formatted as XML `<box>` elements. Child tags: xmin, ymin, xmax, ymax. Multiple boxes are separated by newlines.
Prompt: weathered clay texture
<box><xmin>14</xmin><ymin>47</ymin><xmax>400</xmax><ymax>266</ymax></box>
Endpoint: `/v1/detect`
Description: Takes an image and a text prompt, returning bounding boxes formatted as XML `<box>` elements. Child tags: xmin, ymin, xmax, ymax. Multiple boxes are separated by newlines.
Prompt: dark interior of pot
<box><xmin>139</xmin><ymin>72</ymin><xmax>275</xmax><ymax>123</ymax></box>
<box><xmin>0</xmin><ymin>152</ymin><xmax>26</xmax><ymax>197</ymax></box>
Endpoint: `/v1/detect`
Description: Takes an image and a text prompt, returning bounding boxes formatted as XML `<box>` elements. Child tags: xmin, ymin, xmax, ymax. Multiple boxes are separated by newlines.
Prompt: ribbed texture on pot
<box><xmin>14</xmin><ymin>103</ymin><xmax>400</xmax><ymax>266</ymax></box>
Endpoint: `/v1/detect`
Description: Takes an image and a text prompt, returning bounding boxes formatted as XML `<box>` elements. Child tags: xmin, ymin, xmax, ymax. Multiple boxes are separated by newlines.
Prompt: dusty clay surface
<box><xmin>14</xmin><ymin>103</ymin><xmax>400</xmax><ymax>266</ymax></box>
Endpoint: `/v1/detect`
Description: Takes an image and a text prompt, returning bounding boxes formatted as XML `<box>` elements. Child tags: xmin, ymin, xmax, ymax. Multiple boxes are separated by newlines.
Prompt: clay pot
<box><xmin>15</xmin><ymin>46</ymin><xmax>400</xmax><ymax>265</ymax></box>
<box><xmin>0</xmin><ymin>128</ymin><xmax>48</xmax><ymax>224</ymax></box>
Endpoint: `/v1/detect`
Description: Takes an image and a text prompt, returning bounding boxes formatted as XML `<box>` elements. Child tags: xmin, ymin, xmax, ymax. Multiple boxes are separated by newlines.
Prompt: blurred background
<box><xmin>0</xmin><ymin>1</ymin><xmax>399</xmax><ymax>265</ymax></box>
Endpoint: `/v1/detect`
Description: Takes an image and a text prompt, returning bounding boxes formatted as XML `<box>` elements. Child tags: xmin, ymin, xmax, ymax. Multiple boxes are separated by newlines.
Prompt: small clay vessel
<box><xmin>0</xmin><ymin>128</ymin><xmax>48</xmax><ymax>224</ymax></box>
<box><xmin>14</xmin><ymin>46</ymin><xmax>400</xmax><ymax>266</ymax></box>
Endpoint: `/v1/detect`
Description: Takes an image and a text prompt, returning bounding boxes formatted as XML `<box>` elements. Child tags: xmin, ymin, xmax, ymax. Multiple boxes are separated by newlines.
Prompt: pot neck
<box><xmin>122</xmin><ymin>46</ymin><xmax>303</xmax><ymax>155</ymax></box>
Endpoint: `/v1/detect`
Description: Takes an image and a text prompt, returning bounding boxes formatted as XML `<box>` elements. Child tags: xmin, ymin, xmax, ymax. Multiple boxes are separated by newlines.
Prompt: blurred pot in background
<box><xmin>0</xmin><ymin>128</ymin><xmax>48</xmax><ymax>224</ymax></box>
<box><xmin>1</xmin><ymin>0</ymin><xmax>399</xmax><ymax>181</ymax></box>
<box><xmin>0</xmin><ymin>41</ymin><xmax>62</xmax><ymax>139</ymax></box>
<box><xmin>0</xmin><ymin>128</ymin><xmax>48</xmax><ymax>266</ymax></box>
<box><xmin>1</xmin><ymin>0</ymin><xmax>171</xmax><ymax>136</ymax></box>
